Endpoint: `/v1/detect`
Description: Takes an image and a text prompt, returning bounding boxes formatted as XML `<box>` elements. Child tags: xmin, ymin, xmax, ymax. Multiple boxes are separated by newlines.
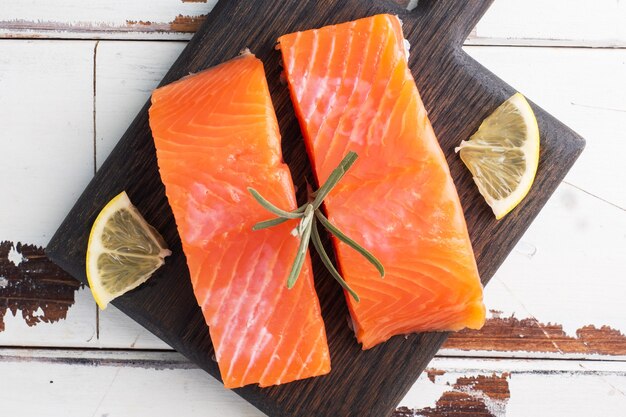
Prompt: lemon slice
<box><xmin>456</xmin><ymin>93</ymin><xmax>540</xmax><ymax>220</ymax></box>
<box><xmin>86</xmin><ymin>191</ymin><xmax>171</xmax><ymax>309</ymax></box>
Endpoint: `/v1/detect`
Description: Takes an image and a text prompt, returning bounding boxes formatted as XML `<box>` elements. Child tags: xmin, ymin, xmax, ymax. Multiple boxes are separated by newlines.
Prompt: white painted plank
<box><xmin>471</xmin><ymin>0</ymin><xmax>626</xmax><ymax>47</ymax></box>
<box><xmin>0</xmin><ymin>0</ymin><xmax>216</xmax><ymax>40</ymax></box>
<box><xmin>95</xmin><ymin>41</ymin><xmax>185</xmax><ymax>169</ymax></box>
<box><xmin>0</xmin><ymin>39</ymin><xmax>171</xmax><ymax>350</ymax></box>
<box><xmin>1</xmin><ymin>0</ymin><xmax>625</xmax><ymax>46</ymax></box>
<box><xmin>465</xmin><ymin>46</ymin><xmax>626</xmax><ymax>209</ymax></box>
<box><xmin>0</xmin><ymin>40</ymin><xmax>94</xmax><ymax>247</ymax></box>
<box><xmin>440</xmin><ymin>182</ymin><xmax>626</xmax><ymax>360</ymax></box>
<box><xmin>0</xmin><ymin>349</ymin><xmax>263</xmax><ymax>417</ymax></box>
<box><xmin>400</xmin><ymin>357</ymin><xmax>626</xmax><ymax>416</ymax></box>
<box><xmin>1</xmin><ymin>349</ymin><xmax>625</xmax><ymax>416</ymax></box>
<box><xmin>0</xmin><ymin>40</ymin><xmax>101</xmax><ymax>348</ymax></box>
<box><xmin>500</xmin><ymin>183</ymin><xmax>626</xmax><ymax>335</ymax></box>
<box><xmin>97</xmin><ymin>306</ymin><xmax>171</xmax><ymax>350</ymax></box>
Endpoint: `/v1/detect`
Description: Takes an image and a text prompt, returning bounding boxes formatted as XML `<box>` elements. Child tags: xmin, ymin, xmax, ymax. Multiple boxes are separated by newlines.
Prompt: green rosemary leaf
<box><xmin>248</xmin><ymin>187</ymin><xmax>303</xmax><ymax>219</ymax></box>
<box><xmin>315</xmin><ymin>211</ymin><xmax>385</xmax><ymax>278</ymax></box>
<box><xmin>252</xmin><ymin>217</ymin><xmax>290</xmax><ymax>231</ymax></box>
<box><xmin>311</xmin><ymin>218</ymin><xmax>360</xmax><ymax>302</ymax></box>
<box><xmin>311</xmin><ymin>151</ymin><xmax>358</xmax><ymax>209</ymax></box>
<box><xmin>286</xmin><ymin>209</ymin><xmax>314</xmax><ymax>289</ymax></box>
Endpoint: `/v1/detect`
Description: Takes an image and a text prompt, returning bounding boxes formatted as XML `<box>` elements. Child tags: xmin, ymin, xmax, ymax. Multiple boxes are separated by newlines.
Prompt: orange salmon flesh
<box><xmin>149</xmin><ymin>53</ymin><xmax>331</xmax><ymax>388</ymax></box>
<box><xmin>278</xmin><ymin>14</ymin><xmax>486</xmax><ymax>349</ymax></box>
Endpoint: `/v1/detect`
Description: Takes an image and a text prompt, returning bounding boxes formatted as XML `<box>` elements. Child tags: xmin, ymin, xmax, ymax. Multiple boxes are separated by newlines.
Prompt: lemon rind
<box><xmin>457</xmin><ymin>93</ymin><xmax>540</xmax><ymax>220</ymax></box>
<box><xmin>86</xmin><ymin>191</ymin><xmax>170</xmax><ymax>309</ymax></box>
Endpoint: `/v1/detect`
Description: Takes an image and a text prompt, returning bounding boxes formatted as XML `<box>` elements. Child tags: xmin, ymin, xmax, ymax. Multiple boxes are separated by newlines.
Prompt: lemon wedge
<box><xmin>456</xmin><ymin>92</ymin><xmax>540</xmax><ymax>219</ymax></box>
<box><xmin>86</xmin><ymin>191</ymin><xmax>171</xmax><ymax>309</ymax></box>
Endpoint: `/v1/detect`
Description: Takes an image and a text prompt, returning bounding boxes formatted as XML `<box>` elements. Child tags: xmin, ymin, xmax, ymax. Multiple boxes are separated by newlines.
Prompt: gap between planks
<box><xmin>563</xmin><ymin>181</ymin><xmax>625</xmax><ymax>212</ymax></box>
<box><xmin>92</xmin><ymin>40</ymin><xmax>100</xmax><ymax>341</ymax></box>
<box><xmin>2</xmin><ymin>347</ymin><xmax>625</xmax><ymax>366</ymax></box>
<box><xmin>3</xmin><ymin>35</ymin><xmax>626</xmax><ymax>50</ymax></box>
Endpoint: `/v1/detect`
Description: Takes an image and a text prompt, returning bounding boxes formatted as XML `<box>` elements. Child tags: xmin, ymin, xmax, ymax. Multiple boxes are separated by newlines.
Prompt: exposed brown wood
<box><xmin>445</xmin><ymin>315</ymin><xmax>626</xmax><ymax>355</ymax></box>
<box><xmin>46</xmin><ymin>1</ymin><xmax>585</xmax><ymax>416</ymax></box>
<box><xmin>427</xmin><ymin>369</ymin><xmax>446</xmax><ymax>383</ymax></box>
<box><xmin>393</xmin><ymin>373</ymin><xmax>510</xmax><ymax>417</ymax></box>
<box><xmin>0</xmin><ymin>241</ymin><xmax>81</xmax><ymax>332</ymax></box>
<box><xmin>0</xmin><ymin>19</ymin><xmax>207</xmax><ymax>37</ymax></box>
<box><xmin>169</xmin><ymin>15</ymin><xmax>207</xmax><ymax>33</ymax></box>
<box><xmin>0</xmin><ymin>0</ymin><xmax>412</xmax><ymax>38</ymax></box>
<box><xmin>396</xmin><ymin>394</ymin><xmax>497</xmax><ymax>417</ymax></box>
<box><xmin>455</xmin><ymin>374</ymin><xmax>511</xmax><ymax>401</ymax></box>
<box><xmin>125</xmin><ymin>20</ymin><xmax>153</xmax><ymax>27</ymax></box>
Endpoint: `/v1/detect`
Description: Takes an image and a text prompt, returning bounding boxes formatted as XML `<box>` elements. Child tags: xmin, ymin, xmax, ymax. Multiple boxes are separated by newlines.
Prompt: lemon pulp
<box><xmin>86</xmin><ymin>191</ymin><xmax>171</xmax><ymax>309</ymax></box>
<box><xmin>456</xmin><ymin>92</ymin><xmax>540</xmax><ymax>219</ymax></box>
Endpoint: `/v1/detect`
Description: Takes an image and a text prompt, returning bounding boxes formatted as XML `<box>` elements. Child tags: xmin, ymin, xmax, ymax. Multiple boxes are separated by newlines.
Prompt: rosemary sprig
<box><xmin>310</xmin><ymin>217</ymin><xmax>361</xmax><ymax>302</ymax></box>
<box><xmin>247</xmin><ymin>151</ymin><xmax>385</xmax><ymax>302</ymax></box>
<box><xmin>248</xmin><ymin>188</ymin><xmax>304</xmax><ymax>219</ymax></box>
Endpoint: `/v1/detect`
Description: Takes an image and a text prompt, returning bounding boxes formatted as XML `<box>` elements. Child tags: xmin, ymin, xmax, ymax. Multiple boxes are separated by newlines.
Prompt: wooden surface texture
<box><xmin>5</xmin><ymin>0</ymin><xmax>624</xmax><ymax>416</ymax></box>
<box><xmin>42</xmin><ymin>1</ymin><xmax>585</xmax><ymax>416</ymax></box>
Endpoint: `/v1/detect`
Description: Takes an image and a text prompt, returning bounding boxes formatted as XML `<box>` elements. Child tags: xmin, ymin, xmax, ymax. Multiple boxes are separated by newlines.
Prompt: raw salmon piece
<box><xmin>149</xmin><ymin>53</ymin><xmax>331</xmax><ymax>387</ymax></box>
<box><xmin>278</xmin><ymin>15</ymin><xmax>485</xmax><ymax>349</ymax></box>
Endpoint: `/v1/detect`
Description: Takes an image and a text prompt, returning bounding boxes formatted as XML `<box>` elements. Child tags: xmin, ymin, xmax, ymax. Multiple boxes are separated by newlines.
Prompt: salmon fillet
<box><xmin>149</xmin><ymin>53</ymin><xmax>331</xmax><ymax>387</ymax></box>
<box><xmin>278</xmin><ymin>15</ymin><xmax>485</xmax><ymax>349</ymax></box>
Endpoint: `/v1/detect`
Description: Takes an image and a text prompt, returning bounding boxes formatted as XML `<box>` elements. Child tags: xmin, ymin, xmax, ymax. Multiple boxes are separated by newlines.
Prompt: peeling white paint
<box><xmin>0</xmin><ymin>289</ymin><xmax>97</xmax><ymax>348</ymax></box>
<box><xmin>0</xmin><ymin>0</ymin><xmax>217</xmax><ymax>27</ymax></box>
<box><xmin>474</xmin><ymin>183</ymin><xmax>626</xmax><ymax>341</ymax></box>
<box><xmin>455</xmin><ymin>385</ymin><xmax>507</xmax><ymax>417</ymax></box>
<box><xmin>7</xmin><ymin>244</ymin><xmax>26</xmax><ymax>266</ymax></box>
<box><xmin>401</xmin><ymin>373</ymin><xmax>449</xmax><ymax>410</ymax></box>
<box><xmin>401</xmin><ymin>368</ymin><xmax>510</xmax><ymax>417</ymax></box>
<box><xmin>0</xmin><ymin>276</ymin><xmax>8</xmax><ymax>289</ymax></box>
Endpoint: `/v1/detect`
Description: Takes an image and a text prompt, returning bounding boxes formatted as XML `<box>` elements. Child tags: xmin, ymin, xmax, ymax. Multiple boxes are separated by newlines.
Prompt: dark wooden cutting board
<box><xmin>46</xmin><ymin>1</ymin><xmax>585</xmax><ymax>416</ymax></box>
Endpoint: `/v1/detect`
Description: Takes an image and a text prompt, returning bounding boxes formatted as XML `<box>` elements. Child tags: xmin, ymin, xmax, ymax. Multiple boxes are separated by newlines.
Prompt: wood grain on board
<box><xmin>45</xmin><ymin>1</ymin><xmax>585</xmax><ymax>416</ymax></box>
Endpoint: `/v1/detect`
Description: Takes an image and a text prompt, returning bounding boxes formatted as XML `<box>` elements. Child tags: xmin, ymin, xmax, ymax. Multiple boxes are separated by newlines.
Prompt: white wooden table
<box><xmin>1</xmin><ymin>1</ymin><xmax>625</xmax><ymax>416</ymax></box>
